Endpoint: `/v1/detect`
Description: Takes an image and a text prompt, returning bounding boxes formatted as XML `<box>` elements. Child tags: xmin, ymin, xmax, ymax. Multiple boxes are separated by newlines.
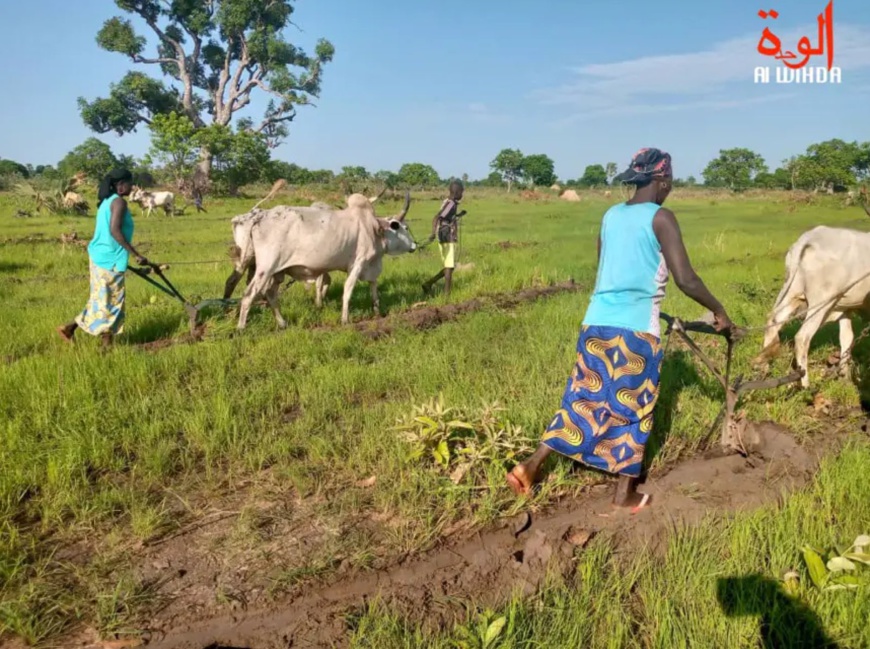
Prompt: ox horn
<box><xmin>368</xmin><ymin>186</ymin><xmax>387</xmax><ymax>204</ymax></box>
<box><xmin>396</xmin><ymin>191</ymin><xmax>411</xmax><ymax>221</ymax></box>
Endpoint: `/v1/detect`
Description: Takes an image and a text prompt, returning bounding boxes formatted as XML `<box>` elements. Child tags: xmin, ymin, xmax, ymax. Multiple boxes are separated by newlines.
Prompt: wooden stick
<box><xmin>660</xmin><ymin>311</ymin><xmax>747</xmax><ymax>341</ymax></box>
<box><xmin>736</xmin><ymin>371</ymin><xmax>804</xmax><ymax>395</ymax></box>
<box><xmin>671</xmin><ymin>327</ymin><xmax>727</xmax><ymax>389</ymax></box>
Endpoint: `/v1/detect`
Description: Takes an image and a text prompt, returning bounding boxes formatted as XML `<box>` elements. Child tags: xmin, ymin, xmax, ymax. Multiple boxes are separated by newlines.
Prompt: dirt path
<box><xmin>140</xmin><ymin>422</ymin><xmax>830</xmax><ymax>649</ymax></box>
<box><xmin>135</xmin><ymin>280</ymin><xmax>585</xmax><ymax>352</ymax></box>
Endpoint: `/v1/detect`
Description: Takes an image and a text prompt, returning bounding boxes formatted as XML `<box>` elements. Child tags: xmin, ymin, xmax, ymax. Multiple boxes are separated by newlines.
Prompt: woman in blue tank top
<box><xmin>507</xmin><ymin>148</ymin><xmax>735</xmax><ymax>512</ymax></box>
<box><xmin>57</xmin><ymin>168</ymin><xmax>150</xmax><ymax>347</ymax></box>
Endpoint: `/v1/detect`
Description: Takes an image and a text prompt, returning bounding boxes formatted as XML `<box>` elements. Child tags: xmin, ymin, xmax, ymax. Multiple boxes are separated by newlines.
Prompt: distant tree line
<box><xmin>2</xmin><ymin>138</ymin><xmax>868</xmax><ymax>196</ymax></box>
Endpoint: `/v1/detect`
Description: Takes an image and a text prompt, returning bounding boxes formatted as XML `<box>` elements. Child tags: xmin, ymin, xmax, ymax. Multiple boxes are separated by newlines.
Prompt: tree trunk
<box><xmin>197</xmin><ymin>147</ymin><xmax>213</xmax><ymax>181</ymax></box>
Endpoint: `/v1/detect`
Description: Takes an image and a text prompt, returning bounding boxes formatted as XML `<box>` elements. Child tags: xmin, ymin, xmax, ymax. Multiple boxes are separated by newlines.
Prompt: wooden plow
<box><xmin>659</xmin><ymin>312</ymin><xmax>804</xmax><ymax>456</ymax></box>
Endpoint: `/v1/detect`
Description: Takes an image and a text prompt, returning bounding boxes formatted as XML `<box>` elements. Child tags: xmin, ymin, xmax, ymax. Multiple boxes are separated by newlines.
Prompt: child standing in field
<box><xmin>422</xmin><ymin>179</ymin><xmax>467</xmax><ymax>297</ymax></box>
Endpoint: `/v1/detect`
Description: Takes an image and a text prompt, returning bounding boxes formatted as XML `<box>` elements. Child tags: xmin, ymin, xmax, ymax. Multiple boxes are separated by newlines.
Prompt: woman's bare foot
<box><xmin>56</xmin><ymin>324</ymin><xmax>76</xmax><ymax>343</ymax></box>
<box><xmin>614</xmin><ymin>491</ymin><xmax>652</xmax><ymax>513</ymax></box>
<box><xmin>506</xmin><ymin>465</ymin><xmax>533</xmax><ymax>495</ymax></box>
<box><xmin>506</xmin><ymin>444</ymin><xmax>552</xmax><ymax>496</ymax></box>
<box><xmin>612</xmin><ymin>474</ymin><xmax>652</xmax><ymax>513</ymax></box>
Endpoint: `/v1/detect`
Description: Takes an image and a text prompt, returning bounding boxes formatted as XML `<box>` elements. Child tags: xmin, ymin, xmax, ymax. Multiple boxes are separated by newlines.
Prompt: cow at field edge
<box><xmin>756</xmin><ymin>225</ymin><xmax>870</xmax><ymax>388</ymax></box>
<box><xmin>232</xmin><ymin>191</ymin><xmax>415</xmax><ymax>329</ymax></box>
<box><xmin>130</xmin><ymin>186</ymin><xmax>175</xmax><ymax>217</ymax></box>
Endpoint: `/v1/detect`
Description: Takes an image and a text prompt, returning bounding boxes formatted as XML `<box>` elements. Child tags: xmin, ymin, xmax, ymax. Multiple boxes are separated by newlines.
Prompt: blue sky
<box><xmin>0</xmin><ymin>0</ymin><xmax>868</xmax><ymax>181</ymax></box>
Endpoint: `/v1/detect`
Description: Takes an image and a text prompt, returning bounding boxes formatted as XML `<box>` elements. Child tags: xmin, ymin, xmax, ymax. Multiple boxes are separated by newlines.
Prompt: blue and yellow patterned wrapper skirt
<box><xmin>74</xmin><ymin>259</ymin><xmax>127</xmax><ymax>336</ymax></box>
<box><xmin>542</xmin><ymin>324</ymin><xmax>663</xmax><ymax>478</ymax></box>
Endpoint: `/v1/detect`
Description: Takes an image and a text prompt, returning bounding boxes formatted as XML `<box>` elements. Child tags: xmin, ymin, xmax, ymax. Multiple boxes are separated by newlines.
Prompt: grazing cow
<box><xmin>232</xmin><ymin>192</ymin><xmax>415</xmax><ymax>329</ymax></box>
<box><xmin>757</xmin><ymin>226</ymin><xmax>870</xmax><ymax>388</ymax></box>
<box><xmin>130</xmin><ymin>186</ymin><xmax>175</xmax><ymax>217</ymax></box>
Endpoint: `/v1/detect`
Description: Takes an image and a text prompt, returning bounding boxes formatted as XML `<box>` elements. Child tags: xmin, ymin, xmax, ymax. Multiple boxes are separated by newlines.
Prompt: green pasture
<box><xmin>1</xmin><ymin>189</ymin><xmax>868</xmax><ymax>645</ymax></box>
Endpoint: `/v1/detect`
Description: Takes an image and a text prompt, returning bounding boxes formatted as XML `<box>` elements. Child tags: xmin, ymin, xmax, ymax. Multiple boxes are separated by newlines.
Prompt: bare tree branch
<box><xmin>254</xmin><ymin>112</ymin><xmax>295</xmax><ymax>134</ymax></box>
<box><xmin>132</xmin><ymin>55</ymin><xmax>177</xmax><ymax>65</ymax></box>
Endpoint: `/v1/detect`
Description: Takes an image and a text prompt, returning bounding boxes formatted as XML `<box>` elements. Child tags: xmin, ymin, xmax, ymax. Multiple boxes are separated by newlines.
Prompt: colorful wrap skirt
<box><xmin>542</xmin><ymin>324</ymin><xmax>664</xmax><ymax>478</ymax></box>
<box><xmin>74</xmin><ymin>259</ymin><xmax>127</xmax><ymax>336</ymax></box>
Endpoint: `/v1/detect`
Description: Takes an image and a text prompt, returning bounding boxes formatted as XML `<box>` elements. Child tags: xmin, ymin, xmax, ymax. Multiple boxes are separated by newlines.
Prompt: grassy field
<box><xmin>1</xmin><ymin>187</ymin><xmax>869</xmax><ymax>646</ymax></box>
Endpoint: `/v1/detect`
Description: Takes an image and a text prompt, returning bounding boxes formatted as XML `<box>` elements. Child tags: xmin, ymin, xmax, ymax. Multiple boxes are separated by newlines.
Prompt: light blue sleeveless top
<box><xmin>88</xmin><ymin>194</ymin><xmax>134</xmax><ymax>272</ymax></box>
<box><xmin>582</xmin><ymin>201</ymin><xmax>669</xmax><ymax>337</ymax></box>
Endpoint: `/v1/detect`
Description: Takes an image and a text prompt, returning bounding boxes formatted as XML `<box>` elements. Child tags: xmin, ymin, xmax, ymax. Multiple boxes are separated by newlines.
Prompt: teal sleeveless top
<box><xmin>88</xmin><ymin>194</ymin><xmax>134</xmax><ymax>272</ymax></box>
<box><xmin>582</xmin><ymin>202</ymin><xmax>669</xmax><ymax>337</ymax></box>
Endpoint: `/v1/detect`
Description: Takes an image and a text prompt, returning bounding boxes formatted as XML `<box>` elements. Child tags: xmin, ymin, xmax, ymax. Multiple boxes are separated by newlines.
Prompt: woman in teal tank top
<box><xmin>57</xmin><ymin>169</ymin><xmax>150</xmax><ymax>347</ymax></box>
<box><xmin>507</xmin><ymin>149</ymin><xmax>735</xmax><ymax>512</ymax></box>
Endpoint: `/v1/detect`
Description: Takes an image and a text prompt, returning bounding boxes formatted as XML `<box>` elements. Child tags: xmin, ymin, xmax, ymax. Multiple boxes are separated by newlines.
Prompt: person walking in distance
<box><xmin>422</xmin><ymin>179</ymin><xmax>467</xmax><ymax>297</ymax></box>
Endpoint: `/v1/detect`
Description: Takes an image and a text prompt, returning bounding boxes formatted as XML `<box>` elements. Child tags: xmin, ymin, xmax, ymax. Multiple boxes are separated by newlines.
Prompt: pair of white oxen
<box><xmin>223</xmin><ymin>189</ymin><xmax>417</xmax><ymax>331</ymax></box>
<box><xmin>225</xmin><ymin>192</ymin><xmax>870</xmax><ymax>392</ymax></box>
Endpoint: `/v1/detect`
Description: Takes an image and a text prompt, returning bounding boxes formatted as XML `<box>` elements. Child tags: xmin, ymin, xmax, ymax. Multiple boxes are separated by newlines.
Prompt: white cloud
<box><xmin>533</xmin><ymin>23</ymin><xmax>870</xmax><ymax>122</ymax></box>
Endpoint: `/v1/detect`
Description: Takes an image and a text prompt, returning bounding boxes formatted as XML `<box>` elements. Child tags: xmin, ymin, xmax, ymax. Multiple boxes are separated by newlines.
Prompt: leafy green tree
<box><xmin>792</xmin><ymin>139</ymin><xmax>867</xmax><ymax>191</ymax></box>
<box><xmin>79</xmin><ymin>1</ymin><xmax>334</xmax><ymax>176</ymax></box>
<box><xmin>754</xmin><ymin>168</ymin><xmax>791</xmax><ymax>190</ymax></box>
<box><xmin>34</xmin><ymin>165</ymin><xmax>60</xmax><ymax>179</ymax></box>
<box><xmin>577</xmin><ymin>164</ymin><xmax>608</xmax><ymax>188</ymax></box>
<box><xmin>521</xmin><ymin>154</ymin><xmax>556</xmax><ymax>187</ymax></box>
<box><xmin>58</xmin><ymin>138</ymin><xmax>120</xmax><ymax>180</ymax></box>
<box><xmin>338</xmin><ymin>166</ymin><xmax>369</xmax><ymax>192</ymax></box>
<box><xmin>374</xmin><ymin>170</ymin><xmax>399</xmax><ymax>189</ymax></box>
<box><xmin>702</xmin><ymin>148</ymin><xmax>768</xmax><ymax>191</ymax></box>
<box><xmin>145</xmin><ymin>112</ymin><xmax>200</xmax><ymax>184</ymax></box>
<box><xmin>490</xmin><ymin>148</ymin><xmax>524</xmax><ymax>192</ymax></box>
<box><xmin>199</xmin><ymin>126</ymin><xmax>271</xmax><ymax>195</ymax></box>
<box><xmin>267</xmin><ymin>161</ymin><xmax>312</xmax><ymax>185</ymax></box>
<box><xmin>0</xmin><ymin>159</ymin><xmax>29</xmax><ymax>178</ymax></box>
<box><xmin>480</xmin><ymin>171</ymin><xmax>505</xmax><ymax>188</ymax></box>
<box><xmin>605</xmin><ymin>162</ymin><xmax>618</xmax><ymax>185</ymax></box>
<box><xmin>308</xmin><ymin>169</ymin><xmax>335</xmax><ymax>185</ymax></box>
<box><xmin>397</xmin><ymin>162</ymin><xmax>440</xmax><ymax>188</ymax></box>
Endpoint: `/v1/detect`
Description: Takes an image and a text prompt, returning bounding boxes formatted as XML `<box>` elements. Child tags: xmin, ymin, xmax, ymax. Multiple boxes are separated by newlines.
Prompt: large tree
<box><xmin>577</xmin><ymin>164</ymin><xmax>608</xmax><ymax>188</ymax></box>
<box><xmin>79</xmin><ymin>1</ymin><xmax>334</xmax><ymax>176</ymax></box>
<box><xmin>521</xmin><ymin>154</ymin><xmax>556</xmax><ymax>188</ymax></box>
<box><xmin>789</xmin><ymin>139</ymin><xmax>869</xmax><ymax>192</ymax></box>
<box><xmin>702</xmin><ymin>148</ymin><xmax>768</xmax><ymax>191</ymax></box>
<box><xmin>605</xmin><ymin>162</ymin><xmax>618</xmax><ymax>185</ymax></box>
<box><xmin>0</xmin><ymin>159</ymin><xmax>30</xmax><ymax>179</ymax></box>
<box><xmin>58</xmin><ymin>138</ymin><xmax>121</xmax><ymax>180</ymax></box>
<box><xmin>397</xmin><ymin>162</ymin><xmax>440</xmax><ymax>188</ymax></box>
<box><xmin>490</xmin><ymin>148</ymin><xmax>524</xmax><ymax>192</ymax></box>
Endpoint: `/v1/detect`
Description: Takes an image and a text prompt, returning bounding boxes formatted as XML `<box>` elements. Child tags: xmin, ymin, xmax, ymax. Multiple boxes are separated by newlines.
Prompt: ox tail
<box><xmin>251</xmin><ymin>179</ymin><xmax>287</xmax><ymax>211</ymax></box>
<box><xmin>755</xmin><ymin>234</ymin><xmax>813</xmax><ymax>364</ymax></box>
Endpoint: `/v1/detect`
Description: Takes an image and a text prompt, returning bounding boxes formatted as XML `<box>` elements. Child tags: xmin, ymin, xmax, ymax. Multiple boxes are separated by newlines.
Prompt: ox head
<box><xmin>377</xmin><ymin>191</ymin><xmax>416</xmax><ymax>255</ymax></box>
<box><xmin>129</xmin><ymin>186</ymin><xmax>147</xmax><ymax>203</ymax></box>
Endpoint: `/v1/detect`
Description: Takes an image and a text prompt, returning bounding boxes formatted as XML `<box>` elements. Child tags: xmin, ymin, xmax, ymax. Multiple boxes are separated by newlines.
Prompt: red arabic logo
<box><xmin>757</xmin><ymin>0</ymin><xmax>834</xmax><ymax>70</ymax></box>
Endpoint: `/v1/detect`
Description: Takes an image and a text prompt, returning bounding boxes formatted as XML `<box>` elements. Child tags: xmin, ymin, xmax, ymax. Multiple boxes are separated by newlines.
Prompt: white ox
<box><xmin>232</xmin><ymin>192</ymin><xmax>415</xmax><ymax>329</ymax></box>
<box><xmin>223</xmin><ymin>200</ymin><xmax>348</xmax><ymax>306</ymax></box>
<box><xmin>758</xmin><ymin>225</ymin><xmax>870</xmax><ymax>388</ymax></box>
<box><xmin>130</xmin><ymin>186</ymin><xmax>175</xmax><ymax>217</ymax></box>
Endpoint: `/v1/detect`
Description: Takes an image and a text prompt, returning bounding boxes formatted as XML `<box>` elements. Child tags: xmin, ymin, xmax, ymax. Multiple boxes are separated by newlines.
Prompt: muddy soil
<box><xmin>134</xmin><ymin>280</ymin><xmax>584</xmax><ymax>352</ymax></box>
<box><xmin>127</xmin><ymin>422</ymin><xmax>831</xmax><ymax>649</ymax></box>
<box><xmin>344</xmin><ymin>280</ymin><xmax>582</xmax><ymax>340</ymax></box>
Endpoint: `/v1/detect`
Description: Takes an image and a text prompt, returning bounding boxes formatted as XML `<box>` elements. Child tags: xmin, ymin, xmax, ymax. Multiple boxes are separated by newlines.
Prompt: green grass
<box><xmin>1</xmin><ymin>188</ymin><xmax>868</xmax><ymax>645</ymax></box>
